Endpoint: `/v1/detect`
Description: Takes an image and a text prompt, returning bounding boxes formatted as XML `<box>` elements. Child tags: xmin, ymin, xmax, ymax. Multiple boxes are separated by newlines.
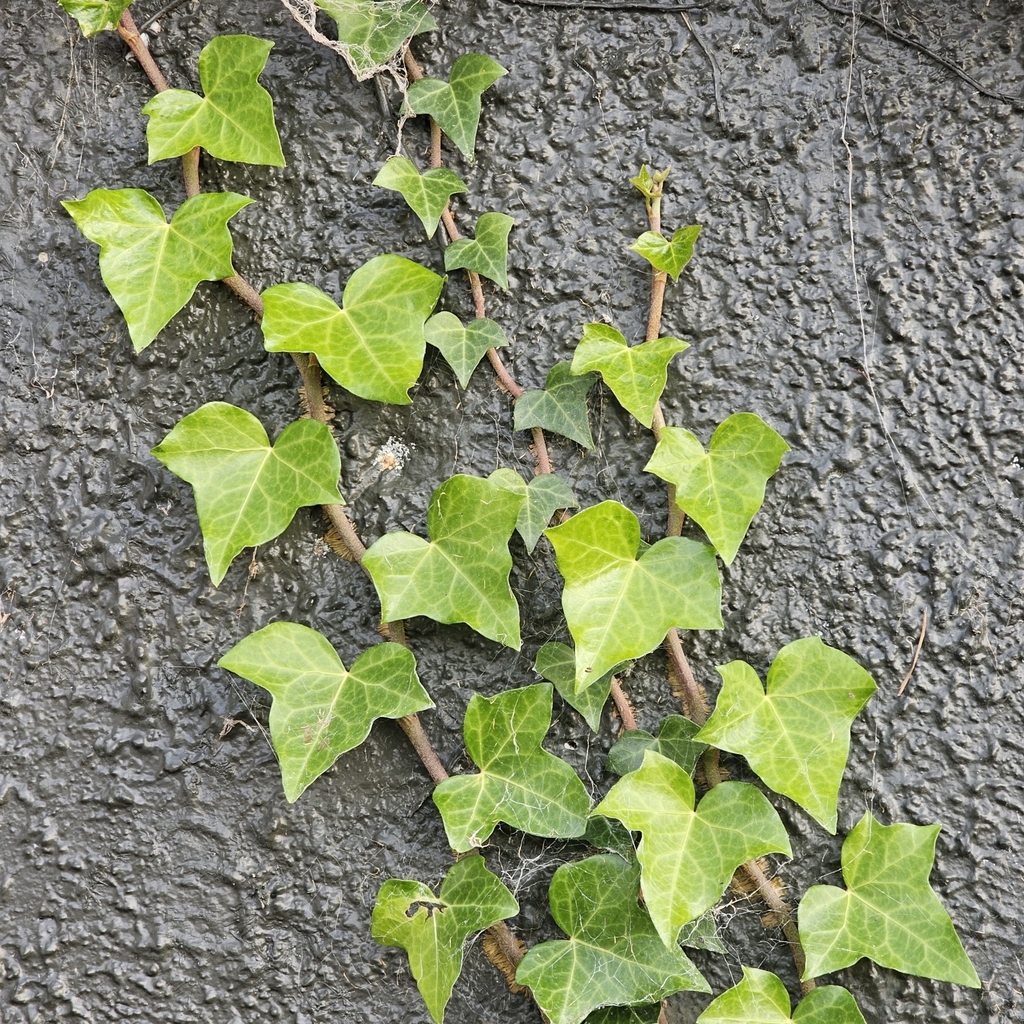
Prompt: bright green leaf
<box><xmin>424</xmin><ymin>311</ymin><xmax>507</xmax><ymax>388</ymax></box>
<box><xmin>444</xmin><ymin>211</ymin><xmax>513</xmax><ymax>290</ymax></box>
<box><xmin>432</xmin><ymin>684</ymin><xmax>591</xmax><ymax>852</ymax></box>
<box><xmin>142</xmin><ymin>35</ymin><xmax>284</xmax><ymax>165</ymax></box>
<box><xmin>606</xmin><ymin>715</ymin><xmax>706</xmax><ymax>778</ymax></box>
<box><xmin>362</xmin><ymin>473</ymin><xmax>524</xmax><ymax>648</ymax></box>
<box><xmin>316</xmin><ymin>0</ymin><xmax>437</xmax><ymax>80</ymax></box>
<box><xmin>595</xmin><ymin>750</ymin><xmax>791</xmax><ymax>946</ymax></box>
<box><xmin>514</xmin><ymin>362</ymin><xmax>599</xmax><ymax>449</ymax></box>
<box><xmin>62</xmin><ymin>188</ymin><xmax>252</xmax><ymax>351</ymax></box>
<box><xmin>630</xmin><ymin>164</ymin><xmax>657</xmax><ymax>200</ymax></box>
<box><xmin>545</xmin><ymin>501</ymin><xmax>722</xmax><ymax>689</ymax></box>
<box><xmin>629</xmin><ymin>226</ymin><xmax>701</xmax><ymax>282</ymax></box>
<box><xmin>644</xmin><ymin>414</ymin><xmax>789</xmax><ymax>564</ymax></box>
<box><xmin>696</xmin><ymin>967</ymin><xmax>867</xmax><ymax>1024</ymax></box>
<box><xmin>261</xmin><ymin>255</ymin><xmax>443</xmax><ymax>404</ymax></box>
<box><xmin>799</xmin><ymin>813</ymin><xmax>980</xmax><ymax>987</ymax></box>
<box><xmin>218</xmin><ymin>622</ymin><xmax>431</xmax><ymax>801</ymax></box>
<box><xmin>570</xmin><ymin>323</ymin><xmax>688</xmax><ymax>429</ymax></box>
<box><xmin>516</xmin><ymin>854</ymin><xmax>709</xmax><ymax>1024</ymax></box>
<box><xmin>57</xmin><ymin>0</ymin><xmax>132</xmax><ymax>36</ymax></box>
<box><xmin>150</xmin><ymin>402</ymin><xmax>343</xmax><ymax>585</ymax></box>
<box><xmin>373</xmin><ymin>156</ymin><xmax>467</xmax><ymax>238</ymax></box>
<box><xmin>372</xmin><ymin>854</ymin><xmax>518</xmax><ymax>1023</ymax></box>
<box><xmin>490</xmin><ymin>469</ymin><xmax>577</xmax><ymax>552</ymax></box>
<box><xmin>695</xmin><ymin>637</ymin><xmax>876</xmax><ymax>832</ymax></box>
<box><xmin>534</xmin><ymin>641</ymin><xmax>614</xmax><ymax>732</ymax></box>
<box><xmin>405</xmin><ymin>53</ymin><xmax>508</xmax><ymax>158</ymax></box>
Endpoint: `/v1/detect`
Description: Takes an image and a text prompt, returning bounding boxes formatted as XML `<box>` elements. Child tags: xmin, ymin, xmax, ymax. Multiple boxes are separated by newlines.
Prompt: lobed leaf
<box><xmin>218</xmin><ymin>622</ymin><xmax>431</xmax><ymax>800</ymax></box>
<box><xmin>424</xmin><ymin>311</ymin><xmax>507</xmax><ymax>389</ymax></box>
<box><xmin>490</xmin><ymin>469</ymin><xmax>578</xmax><ymax>552</ymax></box>
<box><xmin>62</xmin><ymin>188</ymin><xmax>252</xmax><ymax>351</ymax></box>
<box><xmin>514</xmin><ymin>362</ymin><xmax>599</xmax><ymax>449</ymax></box>
<box><xmin>150</xmin><ymin>402</ymin><xmax>343</xmax><ymax>585</ymax></box>
<box><xmin>444</xmin><ymin>211</ymin><xmax>513</xmax><ymax>290</ymax></box>
<box><xmin>57</xmin><ymin>0</ymin><xmax>133</xmax><ymax>36</ymax></box>
<box><xmin>629</xmin><ymin>225</ymin><xmax>701</xmax><ymax>281</ymax></box>
<box><xmin>432</xmin><ymin>684</ymin><xmax>591</xmax><ymax>851</ymax></box>
<box><xmin>373</xmin><ymin>156</ymin><xmax>467</xmax><ymax>239</ymax></box>
<box><xmin>534</xmin><ymin>640</ymin><xmax>614</xmax><ymax>732</ymax></box>
<box><xmin>606</xmin><ymin>715</ymin><xmax>706</xmax><ymax>778</ymax></box>
<box><xmin>143</xmin><ymin>35</ymin><xmax>285</xmax><ymax>165</ymax></box>
<box><xmin>317</xmin><ymin>0</ymin><xmax>437</xmax><ymax>80</ymax></box>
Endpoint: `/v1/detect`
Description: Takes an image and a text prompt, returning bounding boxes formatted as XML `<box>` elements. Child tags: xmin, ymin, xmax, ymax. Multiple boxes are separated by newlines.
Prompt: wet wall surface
<box><xmin>1</xmin><ymin>1</ymin><xmax>1023</xmax><ymax>1021</ymax></box>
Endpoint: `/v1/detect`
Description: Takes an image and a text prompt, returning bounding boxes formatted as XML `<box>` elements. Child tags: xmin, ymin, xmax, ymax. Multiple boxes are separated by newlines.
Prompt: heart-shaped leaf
<box><xmin>799</xmin><ymin>813</ymin><xmax>980</xmax><ymax>987</ymax></box>
<box><xmin>218</xmin><ymin>622</ymin><xmax>431</xmax><ymax>801</ymax></box>
<box><xmin>595</xmin><ymin>750</ymin><xmax>791</xmax><ymax>946</ymax></box>
<box><xmin>432</xmin><ymin>684</ymin><xmax>591</xmax><ymax>851</ymax></box>
<box><xmin>606</xmin><ymin>715</ymin><xmax>706</xmax><ymax>778</ymax></box>
<box><xmin>696</xmin><ymin>967</ymin><xmax>867</xmax><ymax>1024</ymax></box>
<box><xmin>260</xmin><ymin>255</ymin><xmax>444</xmax><ymax>404</ymax></box>
<box><xmin>62</xmin><ymin>188</ymin><xmax>252</xmax><ymax>351</ymax></box>
<box><xmin>372</xmin><ymin>854</ymin><xmax>518</xmax><ymax>1023</ymax></box>
<box><xmin>363</xmin><ymin>472</ymin><xmax>525</xmax><ymax>648</ymax></box>
<box><xmin>515</xmin><ymin>854</ymin><xmax>710</xmax><ymax>1024</ymax></box>
<box><xmin>545</xmin><ymin>501</ymin><xmax>722</xmax><ymax>689</ymax></box>
<box><xmin>534</xmin><ymin>641</ymin><xmax>615</xmax><ymax>732</ymax></box>
<box><xmin>490</xmin><ymin>468</ymin><xmax>578</xmax><ymax>552</ymax></box>
<box><xmin>629</xmin><ymin>225</ymin><xmax>701</xmax><ymax>281</ymax></box>
<box><xmin>57</xmin><ymin>0</ymin><xmax>132</xmax><ymax>36</ymax></box>
<box><xmin>444</xmin><ymin>212</ymin><xmax>513</xmax><ymax>290</ymax></box>
<box><xmin>570</xmin><ymin>323</ymin><xmax>688</xmax><ymax>429</ymax></box>
<box><xmin>373</xmin><ymin>156</ymin><xmax>467</xmax><ymax>239</ymax></box>
<box><xmin>405</xmin><ymin>53</ymin><xmax>508</xmax><ymax>158</ymax></box>
<box><xmin>143</xmin><ymin>35</ymin><xmax>284</xmax><ymax>165</ymax></box>
<box><xmin>317</xmin><ymin>0</ymin><xmax>437</xmax><ymax>80</ymax></box>
<box><xmin>644</xmin><ymin>414</ymin><xmax>789</xmax><ymax>564</ymax></box>
<box><xmin>150</xmin><ymin>402</ymin><xmax>343</xmax><ymax>585</ymax></box>
<box><xmin>514</xmin><ymin>362</ymin><xmax>599</xmax><ymax>449</ymax></box>
<box><xmin>695</xmin><ymin>637</ymin><xmax>876</xmax><ymax>832</ymax></box>
<box><xmin>424</xmin><ymin>311</ymin><xmax>507</xmax><ymax>389</ymax></box>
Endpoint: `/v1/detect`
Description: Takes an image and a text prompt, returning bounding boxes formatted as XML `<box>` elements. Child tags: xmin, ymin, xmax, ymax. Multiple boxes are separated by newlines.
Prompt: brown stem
<box><xmin>609</xmin><ymin>678</ymin><xmax>638</xmax><ymax>732</ymax></box>
<box><xmin>663</xmin><ymin>629</ymin><xmax>705</xmax><ymax>724</ymax></box>
<box><xmin>118</xmin><ymin>11</ymin><xmax>170</xmax><ymax>90</ymax></box>
<box><xmin>397</xmin><ymin>714</ymin><xmax>448</xmax><ymax>785</ymax></box>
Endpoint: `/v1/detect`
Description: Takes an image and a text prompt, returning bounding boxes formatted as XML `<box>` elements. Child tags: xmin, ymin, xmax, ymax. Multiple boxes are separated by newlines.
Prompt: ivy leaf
<box><xmin>57</xmin><ymin>0</ymin><xmax>133</xmax><ymax>36</ymax></box>
<box><xmin>316</xmin><ymin>0</ymin><xmax>437</xmax><ymax>81</ymax></box>
<box><xmin>372</xmin><ymin>854</ymin><xmax>518</xmax><ymax>1023</ymax></box>
<box><xmin>595</xmin><ymin>750</ymin><xmax>791</xmax><ymax>946</ymax></box>
<box><xmin>545</xmin><ymin>501</ymin><xmax>722</xmax><ymax>690</ymax></box>
<box><xmin>261</xmin><ymin>255</ymin><xmax>444</xmax><ymax>404</ymax></box>
<box><xmin>534</xmin><ymin>641</ymin><xmax>614</xmax><ymax>732</ymax></box>
<box><xmin>629</xmin><ymin>226</ymin><xmax>701</xmax><ymax>282</ymax></box>
<box><xmin>514</xmin><ymin>362</ymin><xmax>599</xmax><ymax>449</ymax></box>
<box><xmin>62</xmin><ymin>188</ymin><xmax>252</xmax><ymax>351</ymax></box>
<box><xmin>432</xmin><ymin>684</ymin><xmax>591</xmax><ymax>852</ymax></box>
<box><xmin>490</xmin><ymin>469</ymin><xmax>578</xmax><ymax>553</ymax></box>
<box><xmin>606</xmin><ymin>715</ymin><xmax>706</xmax><ymax>778</ymax></box>
<box><xmin>363</xmin><ymin>473</ymin><xmax>525</xmax><ymax>648</ymax></box>
<box><xmin>696</xmin><ymin>967</ymin><xmax>867</xmax><ymax>1024</ymax></box>
<box><xmin>151</xmin><ymin>402</ymin><xmax>344</xmax><ymax>585</ymax></box>
<box><xmin>142</xmin><ymin>35</ymin><xmax>285</xmax><ymax>165</ymax></box>
<box><xmin>677</xmin><ymin>911</ymin><xmax>727</xmax><ymax>954</ymax></box>
<box><xmin>799</xmin><ymin>813</ymin><xmax>980</xmax><ymax>987</ymax></box>
<box><xmin>373</xmin><ymin>156</ymin><xmax>467</xmax><ymax>239</ymax></box>
<box><xmin>586</xmin><ymin>1006</ymin><xmax>662</xmax><ymax>1024</ymax></box>
<box><xmin>515</xmin><ymin>854</ymin><xmax>710</xmax><ymax>1024</ymax></box>
<box><xmin>405</xmin><ymin>53</ymin><xmax>508</xmax><ymax>158</ymax></box>
<box><xmin>630</xmin><ymin>164</ymin><xmax>657</xmax><ymax>200</ymax></box>
<box><xmin>218</xmin><ymin>622</ymin><xmax>431</xmax><ymax>801</ymax></box>
<box><xmin>695</xmin><ymin>637</ymin><xmax>876</xmax><ymax>833</ymax></box>
<box><xmin>644</xmin><ymin>414</ymin><xmax>789</xmax><ymax>565</ymax></box>
<box><xmin>424</xmin><ymin>311</ymin><xmax>507</xmax><ymax>389</ymax></box>
<box><xmin>583</xmin><ymin>816</ymin><xmax>637</xmax><ymax>861</ymax></box>
<box><xmin>570</xmin><ymin>323</ymin><xmax>688</xmax><ymax>429</ymax></box>
<box><xmin>444</xmin><ymin>212</ymin><xmax>513</xmax><ymax>290</ymax></box>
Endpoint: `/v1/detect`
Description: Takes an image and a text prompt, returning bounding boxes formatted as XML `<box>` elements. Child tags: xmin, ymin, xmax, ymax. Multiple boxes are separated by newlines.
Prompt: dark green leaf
<box><xmin>514</xmin><ymin>362</ymin><xmax>599</xmax><ymax>449</ymax></box>
<box><xmin>490</xmin><ymin>469</ymin><xmax>577</xmax><ymax>552</ymax></box>
<box><xmin>582</xmin><ymin>816</ymin><xmax>637</xmax><ymax>861</ymax></box>
<box><xmin>57</xmin><ymin>0</ymin><xmax>132</xmax><ymax>36</ymax></box>
<box><xmin>585</xmin><ymin>1005</ymin><xmax>662</xmax><ymax>1024</ymax></box>
<box><xmin>444</xmin><ymin>211</ymin><xmax>513</xmax><ymax>290</ymax></box>
<box><xmin>534</xmin><ymin>640</ymin><xmax>614</xmax><ymax>732</ymax></box>
<box><xmin>373</xmin><ymin>156</ymin><xmax>467</xmax><ymax>238</ymax></box>
<box><xmin>629</xmin><ymin>225</ymin><xmax>701</xmax><ymax>281</ymax></box>
<box><xmin>677</xmin><ymin>911</ymin><xmax>727</xmax><ymax>954</ymax></box>
<box><xmin>424</xmin><ymin>311</ymin><xmax>507</xmax><ymax>388</ymax></box>
<box><xmin>606</xmin><ymin>715</ymin><xmax>706</xmax><ymax>777</ymax></box>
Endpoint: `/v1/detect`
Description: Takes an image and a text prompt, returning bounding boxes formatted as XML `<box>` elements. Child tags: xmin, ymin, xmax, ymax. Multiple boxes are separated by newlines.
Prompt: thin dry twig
<box><xmin>898</xmin><ymin>608</ymin><xmax>928</xmax><ymax>695</ymax></box>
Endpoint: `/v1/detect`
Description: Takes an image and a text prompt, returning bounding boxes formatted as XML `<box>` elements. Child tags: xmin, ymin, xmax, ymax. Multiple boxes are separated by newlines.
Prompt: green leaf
<box><xmin>606</xmin><ymin>715</ymin><xmax>706</xmax><ymax>777</ymax></box>
<box><xmin>142</xmin><ymin>35</ymin><xmax>285</xmax><ymax>165</ymax></box>
<box><xmin>372</xmin><ymin>854</ymin><xmax>518</xmax><ymax>1023</ymax></box>
<box><xmin>150</xmin><ymin>402</ymin><xmax>343</xmax><ymax>586</ymax></box>
<box><xmin>218</xmin><ymin>622</ymin><xmax>431</xmax><ymax>801</ymax></box>
<box><xmin>62</xmin><ymin>188</ymin><xmax>252</xmax><ymax>351</ymax></box>
<box><xmin>57</xmin><ymin>0</ymin><xmax>133</xmax><ymax>36</ymax></box>
<box><xmin>534</xmin><ymin>641</ymin><xmax>614</xmax><ymax>732</ymax></box>
<box><xmin>514</xmin><ymin>362</ymin><xmax>599</xmax><ymax>449</ymax></box>
<box><xmin>695</xmin><ymin>637</ymin><xmax>876</xmax><ymax>832</ymax></box>
<box><xmin>570</xmin><ymin>323</ymin><xmax>688</xmax><ymax>429</ymax></box>
<box><xmin>629</xmin><ymin>226</ymin><xmax>701</xmax><ymax>282</ymax></box>
<box><xmin>799</xmin><ymin>812</ymin><xmax>980</xmax><ymax>987</ymax></box>
<box><xmin>696</xmin><ymin>967</ymin><xmax>867</xmax><ymax>1024</ymax></box>
<box><xmin>490</xmin><ymin>469</ymin><xmax>578</xmax><ymax>552</ymax></box>
<box><xmin>677</xmin><ymin>911</ymin><xmax>727</xmax><ymax>954</ymax></box>
<box><xmin>583</xmin><ymin>816</ymin><xmax>637</xmax><ymax>861</ymax></box>
<box><xmin>363</xmin><ymin>473</ymin><xmax>524</xmax><ymax>648</ymax></box>
<box><xmin>644</xmin><ymin>414</ymin><xmax>789</xmax><ymax>565</ymax></box>
<box><xmin>595</xmin><ymin>750</ymin><xmax>791</xmax><ymax>946</ymax></box>
<box><xmin>424</xmin><ymin>311</ymin><xmax>507</xmax><ymax>389</ymax></box>
<box><xmin>586</xmin><ymin>1005</ymin><xmax>662</xmax><ymax>1024</ymax></box>
<box><xmin>630</xmin><ymin>165</ymin><xmax>657</xmax><ymax>200</ymax></box>
<box><xmin>516</xmin><ymin>854</ymin><xmax>709</xmax><ymax>1024</ymax></box>
<box><xmin>316</xmin><ymin>0</ymin><xmax>437</xmax><ymax>80</ymax></box>
<box><xmin>444</xmin><ymin>212</ymin><xmax>513</xmax><ymax>290</ymax></box>
<box><xmin>373</xmin><ymin>156</ymin><xmax>467</xmax><ymax>239</ymax></box>
<box><xmin>432</xmin><ymin>684</ymin><xmax>591</xmax><ymax>852</ymax></box>
<box><xmin>261</xmin><ymin>255</ymin><xmax>444</xmax><ymax>405</ymax></box>
<box><xmin>545</xmin><ymin>501</ymin><xmax>722</xmax><ymax>689</ymax></box>
<box><xmin>405</xmin><ymin>53</ymin><xmax>508</xmax><ymax>158</ymax></box>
